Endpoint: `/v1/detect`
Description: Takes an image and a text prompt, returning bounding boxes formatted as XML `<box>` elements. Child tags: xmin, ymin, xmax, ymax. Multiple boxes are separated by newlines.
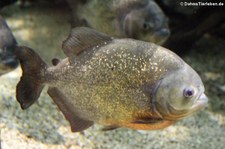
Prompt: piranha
<box><xmin>16</xmin><ymin>27</ymin><xmax>208</xmax><ymax>132</ymax></box>
<box><xmin>0</xmin><ymin>15</ymin><xmax>18</xmax><ymax>75</ymax></box>
<box><xmin>67</xmin><ymin>0</ymin><xmax>170</xmax><ymax>44</ymax></box>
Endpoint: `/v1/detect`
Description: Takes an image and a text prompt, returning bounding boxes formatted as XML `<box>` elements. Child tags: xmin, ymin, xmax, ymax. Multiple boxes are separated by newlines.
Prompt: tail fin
<box><xmin>15</xmin><ymin>46</ymin><xmax>47</xmax><ymax>109</ymax></box>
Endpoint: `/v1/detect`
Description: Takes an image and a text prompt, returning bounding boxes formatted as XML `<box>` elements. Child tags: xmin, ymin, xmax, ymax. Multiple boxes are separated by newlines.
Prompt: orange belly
<box><xmin>123</xmin><ymin>120</ymin><xmax>175</xmax><ymax>130</ymax></box>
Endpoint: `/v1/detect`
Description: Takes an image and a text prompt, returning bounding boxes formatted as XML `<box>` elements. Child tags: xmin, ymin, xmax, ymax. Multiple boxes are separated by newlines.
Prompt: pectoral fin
<box><xmin>125</xmin><ymin>111</ymin><xmax>175</xmax><ymax>130</ymax></box>
<box><xmin>102</xmin><ymin>125</ymin><xmax>119</xmax><ymax>131</ymax></box>
<box><xmin>47</xmin><ymin>87</ymin><xmax>93</xmax><ymax>132</ymax></box>
<box><xmin>132</xmin><ymin>117</ymin><xmax>163</xmax><ymax>124</ymax></box>
<box><xmin>129</xmin><ymin>117</ymin><xmax>174</xmax><ymax>130</ymax></box>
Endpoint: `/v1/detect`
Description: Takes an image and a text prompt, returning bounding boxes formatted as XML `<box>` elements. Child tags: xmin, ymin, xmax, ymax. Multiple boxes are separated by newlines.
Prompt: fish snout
<box><xmin>198</xmin><ymin>93</ymin><xmax>208</xmax><ymax>105</ymax></box>
<box><xmin>2</xmin><ymin>57</ymin><xmax>19</xmax><ymax>68</ymax></box>
<box><xmin>0</xmin><ymin>47</ymin><xmax>18</xmax><ymax>69</ymax></box>
<box><xmin>191</xmin><ymin>93</ymin><xmax>208</xmax><ymax>110</ymax></box>
<box><xmin>0</xmin><ymin>56</ymin><xmax>18</xmax><ymax>75</ymax></box>
<box><xmin>155</xmin><ymin>28</ymin><xmax>170</xmax><ymax>38</ymax></box>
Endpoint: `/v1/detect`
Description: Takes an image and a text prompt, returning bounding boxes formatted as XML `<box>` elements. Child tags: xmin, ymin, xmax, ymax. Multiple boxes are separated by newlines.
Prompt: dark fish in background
<box><xmin>0</xmin><ymin>16</ymin><xmax>18</xmax><ymax>75</ymax></box>
<box><xmin>0</xmin><ymin>0</ymin><xmax>65</xmax><ymax>9</ymax></box>
<box><xmin>66</xmin><ymin>0</ymin><xmax>170</xmax><ymax>44</ymax></box>
<box><xmin>155</xmin><ymin>0</ymin><xmax>225</xmax><ymax>54</ymax></box>
<box><xmin>0</xmin><ymin>0</ymin><xmax>17</xmax><ymax>9</ymax></box>
<box><xmin>16</xmin><ymin>27</ymin><xmax>207</xmax><ymax>132</ymax></box>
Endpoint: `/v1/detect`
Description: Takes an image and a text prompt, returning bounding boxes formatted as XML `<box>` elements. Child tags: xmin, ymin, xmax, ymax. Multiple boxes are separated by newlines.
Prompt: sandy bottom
<box><xmin>0</xmin><ymin>3</ymin><xmax>225</xmax><ymax>149</ymax></box>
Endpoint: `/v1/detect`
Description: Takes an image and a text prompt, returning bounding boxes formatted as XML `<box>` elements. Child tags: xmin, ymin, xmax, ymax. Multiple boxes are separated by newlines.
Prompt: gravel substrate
<box><xmin>0</xmin><ymin>3</ymin><xmax>225</xmax><ymax>149</ymax></box>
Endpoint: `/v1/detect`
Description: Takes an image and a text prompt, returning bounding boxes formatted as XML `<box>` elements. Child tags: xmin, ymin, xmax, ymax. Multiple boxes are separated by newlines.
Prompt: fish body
<box><xmin>16</xmin><ymin>27</ymin><xmax>207</xmax><ymax>132</ymax></box>
<box><xmin>0</xmin><ymin>16</ymin><xmax>18</xmax><ymax>75</ymax></box>
<box><xmin>67</xmin><ymin>0</ymin><xmax>170</xmax><ymax>44</ymax></box>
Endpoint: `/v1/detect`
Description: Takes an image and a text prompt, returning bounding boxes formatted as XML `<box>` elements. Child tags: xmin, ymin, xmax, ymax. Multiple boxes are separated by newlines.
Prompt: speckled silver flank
<box><xmin>45</xmin><ymin>38</ymin><xmax>184</xmax><ymax>125</ymax></box>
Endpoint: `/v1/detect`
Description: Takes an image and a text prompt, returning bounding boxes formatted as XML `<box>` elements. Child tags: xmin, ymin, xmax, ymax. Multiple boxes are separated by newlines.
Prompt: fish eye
<box><xmin>183</xmin><ymin>88</ymin><xmax>195</xmax><ymax>98</ymax></box>
<box><xmin>143</xmin><ymin>23</ymin><xmax>149</xmax><ymax>30</ymax></box>
<box><xmin>143</xmin><ymin>22</ymin><xmax>154</xmax><ymax>30</ymax></box>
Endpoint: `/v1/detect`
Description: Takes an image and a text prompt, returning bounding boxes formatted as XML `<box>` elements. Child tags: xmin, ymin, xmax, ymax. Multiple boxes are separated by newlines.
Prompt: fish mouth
<box><xmin>191</xmin><ymin>93</ymin><xmax>208</xmax><ymax>110</ymax></box>
<box><xmin>154</xmin><ymin>28</ymin><xmax>170</xmax><ymax>38</ymax></box>
<box><xmin>150</xmin><ymin>29</ymin><xmax>170</xmax><ymax>44</ymax></box>
<box><xmin>1</xmin><ymin>56</ymin><xmax>18</xmax><ymax>68</ymax></box>
<box><xmin>0</xmin><ymin>56</ymin><xmax>19</xmax><ymax>75</ymax></box>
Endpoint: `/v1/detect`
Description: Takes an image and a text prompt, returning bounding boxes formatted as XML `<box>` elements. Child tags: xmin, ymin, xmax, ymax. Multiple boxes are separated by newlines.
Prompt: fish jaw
<box><xmin>191</xmin><ymin>93</ymin><xmax>208</xmax><ymax>110</ymax></box>
<box><xmin>0</xmin><ymin>56</ymin><xmax>18</xmax><ymax>75</ymax></box>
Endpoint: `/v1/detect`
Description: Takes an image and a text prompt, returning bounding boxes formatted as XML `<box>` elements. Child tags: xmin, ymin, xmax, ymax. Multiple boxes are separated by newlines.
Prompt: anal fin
<box><xmin>47</xmin><ymin>87</ymin><xmax>93</xmax><ymax>132</ymax></box>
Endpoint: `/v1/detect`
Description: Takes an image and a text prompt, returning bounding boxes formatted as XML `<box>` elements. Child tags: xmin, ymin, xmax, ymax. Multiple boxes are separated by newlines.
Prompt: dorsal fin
<box><xmin>62</xmin><ymin>27</ymin><xmax>113</xmax><ymax>59</ymax></box>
